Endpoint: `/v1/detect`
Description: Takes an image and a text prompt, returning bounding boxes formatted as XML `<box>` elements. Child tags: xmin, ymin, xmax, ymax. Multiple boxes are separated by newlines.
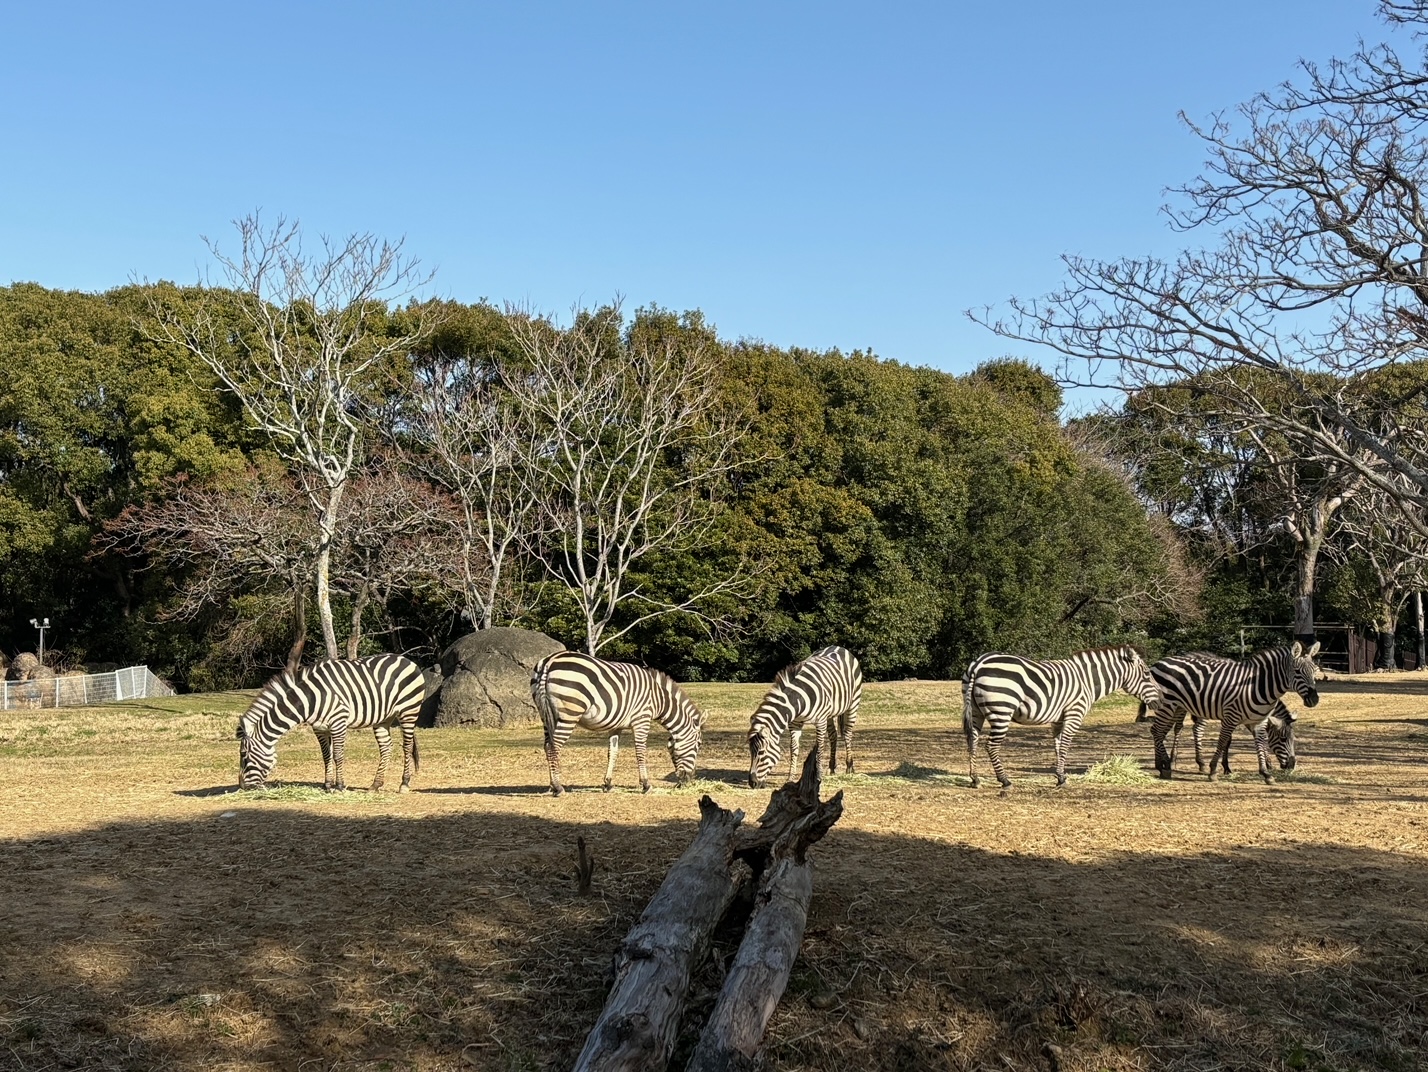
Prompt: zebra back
<box><xmin>966</xmin><ymin>645</ymin><xmax>1158</xmax><ymax>725</ymax></box>
<box><xmin>748</xmin><ymin>645</ymin><xmax>862</xmax><ymax>785</ymax></box>
<box><xmin>237</xmin><ymin>654</ymin><xmax>426</xmax><ymax>787</ymax></box>
<box><xmin>1148</xmin><ymin>644</ymin><xmax>1319</xmax><ymax>725</ymax></box>
<box><xmin>530</xmin><ymin>651</ymin><xmax>705</xmax><ymax>770</ymax></box>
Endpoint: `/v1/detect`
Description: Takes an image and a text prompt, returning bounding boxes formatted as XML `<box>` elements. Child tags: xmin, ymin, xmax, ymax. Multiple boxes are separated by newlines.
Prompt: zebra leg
<box><xmin>1192</xmin><ymin>716</ymin><xmax>1207</xmax><ymax>774</ymax></box>
<box><xmin>966</xmin><ymin>709</ymin><xmax>984</xmax><ymax>788</ymax></box>
<box><xmin>788</xmin><ymin>727</ymin><xmax>803</xmax><ymax>782</ymax></box>
<box><xmin>841</xmin><ymin>701</ymin><xmax>858</xmax><ymax>773</ymax></box>
<box><xmin>399</xmin><ymin>720</ymin><xmax>418</xmax><ymax>791</ymax></box>
<box><xmin>1151</xmin><ymin>716</ymin><xmax>1173</xmax><ymax>778</ymax></box>
<box><xmin>1052</xmin><ymin>713</ymin><xmax>1084</xmax><ymax>787</ymax></box>
<box><xmin>544</xmin><ymin>723</ymin><xmax>574</xmax><ymax>796</ymax></box>
<box><xmin>370</xmin><ymin>725</ymin><xmax>393</xmax><ymax>791</ymax></box>
<box><xmin>634</xmin><ymin>720</ymin><xmax>652</xmax><ymax>793</ymax></box>
<box><xmin>815</xmin><ymin>717</ymin><xmax>831</xmax><ymax>776</ymax></box>
<box><xmin>1252</xmin><ymin>725</ymin><xmax>1273</xmax><ymax>784</ymax></box>
<box><xmin>827</xmin><ymin>714</ymin><xmax>838</xmax><ymax>774</ymax></box>
<box><xmin>1207</xmin><ymin>721</ymin><xmax>1234</xmax><ymax>782</ymax></box>
<box><xmin>329</xmin><ymin>724</ymin><xmax>350</xmax><ymax>791</ymax></box>
<box><xmin>603</xmin><ymin>733</ymin><xmax>620</xmax><ymax>791</ymax></box>
<box><xmin>315</xmin><ymin>728</ymin><xmax>335</xmax><ymax>790</ymax></box>
<box><xmin>985</xmin><ymin>723</ymin><xmax>1013</xmax><ymax>789</ymax></box>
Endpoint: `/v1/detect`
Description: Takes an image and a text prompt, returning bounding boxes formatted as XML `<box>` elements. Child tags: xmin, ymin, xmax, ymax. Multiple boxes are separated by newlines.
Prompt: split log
<box><xmin>685</xmin><ymin>757</ymin><xmax>844</xmax><ymax>1072</ymax></box>
<box><xmin>572</xmin><ymin>796</ymin><xmax>748</xmax><ymax>1072</ymax></box>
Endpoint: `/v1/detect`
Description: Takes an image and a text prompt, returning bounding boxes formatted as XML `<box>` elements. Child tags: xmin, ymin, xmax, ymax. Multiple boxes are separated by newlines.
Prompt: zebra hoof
<box><xmin>1195</xmin><ymin>764</ymin><xmax>1206</xmax><ymax>775</ymax></box>
<box><xmin>640</xmin><ymin>782</ymin><xmax>651</xmax><ymax>794</ymax></box>
<box><xmin>969</xmin><ymin>775</ymin><xmax>981</xmax><ymax>789</ymax></box>
<box><xmin>1055</xmin><ymin>777</ymin><xmax>1067</xmax><ymax>788</ymax></box>
<box><xmin>550</xmin><ymin>785</ymin><xmax>565</xmax><ymax>798</ymax></box>
<box><xmin>602</xmin><ymin>782</ymin><xmax>613</xmax><ymax>793</ymax></box>
<box><xmin>1158</xmin><ymin>769</ymin><xmax>1172</xmax><ymax>781</ymax></box>
<box><xmin>998</xmin><ymin>778</ymin><xmax>1012</xmax><ymax>790</ymax></box>
<box><xmin>1262</xmin><ymin>773</ymin><xmax>1274</xmax><ymax>785</ymax></box>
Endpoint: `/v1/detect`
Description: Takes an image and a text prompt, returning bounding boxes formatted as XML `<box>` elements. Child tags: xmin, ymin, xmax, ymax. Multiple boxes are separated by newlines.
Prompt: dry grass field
<box><xmin>2</xmin><ymin>674</ymin><xmax>1427</xmax><ymax>1072</ymax></box>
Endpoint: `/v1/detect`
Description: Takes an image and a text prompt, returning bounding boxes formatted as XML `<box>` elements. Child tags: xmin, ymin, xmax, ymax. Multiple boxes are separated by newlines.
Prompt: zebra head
<box><xmin>236</xmin><ymin>710</ymin><xmax>275</xmax><ymax>790</ymax></box>
<box><xmin>1120</xmin><ymin>648</ymin><xmax>1162</xmax><ymax>711</ymax></box>
<box><xmin>1266</xmin><ymin>706</ymin><xmax>1297</xmax><ymax>770</ymax></box>
<box><xmin>1290</xmin><ymin>641</ymin><xmax>1321</xmax><ymax>709</ymax></box>
<box><xmin>748</xmin><ymin>668</ymin><xmax>795</xmax><ymax>788</ymax></box>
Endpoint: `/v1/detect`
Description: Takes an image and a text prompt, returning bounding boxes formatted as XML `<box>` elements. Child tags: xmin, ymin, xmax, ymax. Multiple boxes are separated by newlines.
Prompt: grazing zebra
<box><xmin>1145</xmin><ymin>643</ymin><xmax>1319</xmax><ymax>783</ymax></box>
<box><xmin>236</xmin><ymin>654</ymin><xmax>427</xmax><ymax>791</ymax></box>
<box><xmin>962</xmin><ymin>646</ymin><xmax>1161</xmax><ymax>788</ymax></box>
<box><xmin>748</xmin><ymin>645</ymin><xmax>862</xmax><ymax>789</ymax></box>
<box><xmin>530</xmin><ymin>650</ymin><xmax>706</xmax><ymax>796</ymax></box>
<box><xmin>1135</xmin><ymin>653</ymin><xmax>1297</xmax><ymax>775</ymax></box>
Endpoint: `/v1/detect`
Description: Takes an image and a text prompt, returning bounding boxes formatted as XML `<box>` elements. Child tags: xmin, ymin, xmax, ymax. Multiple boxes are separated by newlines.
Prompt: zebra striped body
<box><xmin>236</xmin><ymin>654</ymin><xmax>427</xmax><ymax>791</ymax></box>
<box><xmin>962</xmin><ymin>646</ymin><xmax>1161</xmax><ymax>788</ymax></box>
<box><xmin>530</xmin><ymin>650</ymin><xmax>706</xmax><ymax>796</ymax></box>
<box><xmin>1135</xmin><ymin>653</ymin><xmax>1296</xmax><ymax>775</ymax></box>
<box><xmin>1146</xmin><ymin>644</ymin><xmax>1319</xmax><ymax>783</ymax></box>
<box><xmin>748</xmin><ymin>645</ymin><xmax>862</xmax><ymax>788</ymax></box>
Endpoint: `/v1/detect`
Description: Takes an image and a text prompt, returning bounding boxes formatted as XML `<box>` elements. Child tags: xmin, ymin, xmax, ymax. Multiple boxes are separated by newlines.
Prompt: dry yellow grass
<box><xmin>2</xmin><ymin>673</ymin><xmax>1427</xmax><ymax>1071</ymax></box>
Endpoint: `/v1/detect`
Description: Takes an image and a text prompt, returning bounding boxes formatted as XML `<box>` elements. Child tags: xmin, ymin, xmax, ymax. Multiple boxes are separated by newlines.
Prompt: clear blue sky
<box><xmin>0</xmin><ymin>1</ymin><xmax>1390</xmax><ymax>393</ymax></box>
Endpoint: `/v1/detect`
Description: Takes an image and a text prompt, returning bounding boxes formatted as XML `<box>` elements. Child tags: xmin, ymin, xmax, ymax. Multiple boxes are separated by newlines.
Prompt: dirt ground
<box><xmin>2</xmin><ymin>673</ymin><xmax>1427</xmax><ymax>1072</ymax></box>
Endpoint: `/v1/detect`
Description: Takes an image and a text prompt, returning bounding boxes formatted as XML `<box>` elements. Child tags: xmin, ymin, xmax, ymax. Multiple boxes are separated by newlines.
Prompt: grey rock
<box><xmin>429</xmin><ymin>627</ymin><xmax>564</xmax><ymax>729</ymax></box>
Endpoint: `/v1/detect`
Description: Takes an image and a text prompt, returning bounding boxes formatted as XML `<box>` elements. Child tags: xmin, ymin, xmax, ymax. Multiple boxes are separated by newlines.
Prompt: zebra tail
<box><xmin>412</xmin><ymin>732</ymin><xmax>420</xmax><ymax>773</ymax></box>
<box><xmin>530</xmin><ymin>657</ymin><xmax>558</xmax><ymax>739</ymax></box>
<box><xmin>962</xmin><ymin>676</ymin><xmax>976</xmax><ymax>747</ymax></box>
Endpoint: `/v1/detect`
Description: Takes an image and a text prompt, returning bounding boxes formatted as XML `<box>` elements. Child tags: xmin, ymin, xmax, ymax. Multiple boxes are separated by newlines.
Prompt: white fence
<box><xmin>1</xmin><ymin>666</ymin><xmax>175</xmax><ymax>710</ymax></box>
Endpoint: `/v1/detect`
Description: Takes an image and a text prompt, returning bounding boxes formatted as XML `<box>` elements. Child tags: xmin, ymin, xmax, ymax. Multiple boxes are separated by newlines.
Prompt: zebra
<box><xmin>236</xmin><ymin>653</ymin><xmax>427</xmax><ymax>792</ymax></box>
<box><xmin>748</xmin><ymin>645</ymin><xmax>862</xmax><ymax>789</ymax></box>
<box><xmin>1134</xmin><ymin>652</ymin><xmax>1297</xmax><ymax>775</ymax></box>
<box><xmin>1145</xmin><ymin>643</ymin><xmax>1319</xmax><ymax>783</ymax></box>
<box><xmin>962</xmin><ymin>645</ymin><xmax>1161</xmax><ymax>788</ymax></box>
<box><xmin>530</xmin><ymin>650</ymin><xmax>706</xmax><ymax>796</ymax></box>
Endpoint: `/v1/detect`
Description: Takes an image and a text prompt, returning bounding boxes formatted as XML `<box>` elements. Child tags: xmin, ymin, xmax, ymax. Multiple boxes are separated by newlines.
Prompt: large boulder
<box><xmin>429</xmin><ymin>627</ymin><xmax>565</xmax><ymax>729</ymax></box>
<box><xmin>7</xmin><ymin>652</ymin><xmax>41</xmax><ymax>681</ymax></box>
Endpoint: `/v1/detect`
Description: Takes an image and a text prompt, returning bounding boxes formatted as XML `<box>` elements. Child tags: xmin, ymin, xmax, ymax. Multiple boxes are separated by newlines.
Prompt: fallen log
<box><xmin>571</xmin><ymin>796</ymin><xmax>748</xmax><ymax>1072</ymax></box>
<box><xmin>685</xmin><ymin>759</ymin><xmax>844</xmax><ymax>1072</ymax></box>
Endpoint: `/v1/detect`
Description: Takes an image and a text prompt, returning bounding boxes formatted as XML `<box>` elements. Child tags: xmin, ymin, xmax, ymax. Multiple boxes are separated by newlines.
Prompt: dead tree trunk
<box><xmin>572</xmin><ymin>797</ymin><xmax>748</xmax><ymax>1072</ymax></box>
<box><xmin>686</xmin><ymin>761</ymin><xmax>844</xmax><ymax>1072</ymax></box>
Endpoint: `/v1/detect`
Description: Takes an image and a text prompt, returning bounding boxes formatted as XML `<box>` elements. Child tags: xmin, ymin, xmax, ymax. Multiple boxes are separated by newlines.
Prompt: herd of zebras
<box><xmin>233</xmin><ymin>640</ymin><xmax>1324</xmax><ymax>794</ymax></box>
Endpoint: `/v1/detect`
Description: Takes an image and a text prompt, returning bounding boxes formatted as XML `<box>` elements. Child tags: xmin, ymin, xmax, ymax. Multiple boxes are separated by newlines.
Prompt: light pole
<box><xmin>29</xmin><ymin>618</ymin><xmax>49</xmax><ymax>665</ymax></box>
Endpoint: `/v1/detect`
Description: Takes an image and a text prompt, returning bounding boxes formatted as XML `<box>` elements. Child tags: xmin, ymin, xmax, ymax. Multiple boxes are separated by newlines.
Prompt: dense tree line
<box><xmin>0</xmin><ymin>279</ymin><xmax>1189</xmax><ymax>688</ymax></box>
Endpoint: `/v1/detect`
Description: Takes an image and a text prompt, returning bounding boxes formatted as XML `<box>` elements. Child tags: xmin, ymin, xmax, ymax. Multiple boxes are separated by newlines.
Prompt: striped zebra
<box><xmin>236</xmin><ymin>654</ymin><xmax>427</xmax><ymax>792</ymax></box>
<box><xmin>1146</xmin><ymin>644</ymin><xmax>1319</xmax><ymax>783</ymax></box>
<box><xmin>962</xmin><ymin>646</ymin><xmax>1161</xmax><ymax>788</ymax></box>
<box><xmin>747</xmin><ymin>645</ymin><xmax>862</xmax><ymax>789</ymax></box>
<box><xmin>530</xmin><ymin>650</ymin><xmax>706</xmax><ymax>796</ymax></box>
<box><xmin>1134</xmin><ymin>653</ymin><xmax>1296</xmax><ymax>776</ymax></box>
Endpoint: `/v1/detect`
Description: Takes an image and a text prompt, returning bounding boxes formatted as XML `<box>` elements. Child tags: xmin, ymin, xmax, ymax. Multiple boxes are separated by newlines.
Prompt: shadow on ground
<box><xmin>3</xmin><ymin>801</ymin><xmax>1427</xmax><ymax>1072</ymax></box>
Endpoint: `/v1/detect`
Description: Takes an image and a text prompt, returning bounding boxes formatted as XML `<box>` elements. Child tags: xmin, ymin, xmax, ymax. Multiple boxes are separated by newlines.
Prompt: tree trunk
<box><xmin>315</xmin><ymin>484</ymin><xmax>346</xmax><ymax>660</ymax></box>
<box><xmin>1376</xmin><ymin>630</ymin><xmax>1397</xmax><ymax>670</ymax></box>
<box><xmin>346</xmin><ymin>579</ymin><xmax>371</xmax><ymax>660</ymax></box>
<box><xmin>1416</xmin><ymin>592</ymin><xmax>1425</xmax><ymax>671</ymax></box>
<box><xmin>572</xmin><ymin>797</ymin><xmax>748</xmax><ymax>1072</ymax></box>
<box><xmin>286</xmin><ymin>583</ymin><xmax>308</xmax><ymax>674</ymax></box>
<box><xmin>1294</xmin><ymin>546</ymin><xmax>1319</xmax><ymax>648</ymax></box>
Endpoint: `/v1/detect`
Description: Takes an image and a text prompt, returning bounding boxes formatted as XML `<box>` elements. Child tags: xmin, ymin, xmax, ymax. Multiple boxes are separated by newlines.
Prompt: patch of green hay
<box><xmin>228</xmin><ymin>784</ymin><xmax>387</xmax><ymax>804</ymax></box>
<box><xmin>1077</xmin><ymin>755</ymin><xmax>1151</xmax><ymax>784</ymax></box>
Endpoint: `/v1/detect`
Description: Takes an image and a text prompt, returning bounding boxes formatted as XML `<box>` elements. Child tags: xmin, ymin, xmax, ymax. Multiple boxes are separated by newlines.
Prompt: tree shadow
<box><xmin>1318</xmin><ymin>676</ymin><xmax>1428</xmax><ymax>696</ymax></box>
<box><xmin>5</xmin><ymin>802</ymin><xmax>1427</xmax><ymax>1072</ymax></box>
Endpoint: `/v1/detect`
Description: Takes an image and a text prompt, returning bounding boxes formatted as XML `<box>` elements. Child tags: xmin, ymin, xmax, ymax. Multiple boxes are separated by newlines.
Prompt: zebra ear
<box><xmin>1307</xmin><ymin>641</ymin><xmax>1321</xmax><ymax>659</ymax></box>
<box><xmin>1291</xmin><ymin>641</ymin><xmax>1303</xmax><ymax>657</ymax></box>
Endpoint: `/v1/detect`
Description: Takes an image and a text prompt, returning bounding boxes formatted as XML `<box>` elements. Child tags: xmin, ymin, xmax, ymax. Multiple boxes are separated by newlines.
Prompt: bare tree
<box><xmin>503</xmin><ymin>305</ymin><xmax>748</xmax><ymax>653</ymax></box>
<box><xmin>1328</xmin><ymin>476</ymin><xmax>1428</xmax><ymax>666</ymax></box>
<box><xmin>404</xmin><ymin>348</ymin><xmax>541</xmax><ymax>630</ymax></box>
<box><xmin>331</xmin><ymin>460</ymin><xmax>467</xmax><ymax>657</ymax></box>
<box><xmin>150</xmin><ymin>214</ymin><xmax>436</xmax><ymax>659</ymax></box>
<box><xmin>100</xmin><ymin>463</ymin><xmax>316</xmax><ymax>671</ymax></box>
<box><xmin>971</xmin><ymin>1</ymin><xmax>1428</xmax><ymax>528</ymax></box>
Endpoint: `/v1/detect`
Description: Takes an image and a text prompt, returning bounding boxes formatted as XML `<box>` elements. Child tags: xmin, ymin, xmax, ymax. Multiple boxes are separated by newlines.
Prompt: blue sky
<box><xmin>0</xmin><ymin>1</ymin><xmax>1390</xmax><ymax>397</ymax></box>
